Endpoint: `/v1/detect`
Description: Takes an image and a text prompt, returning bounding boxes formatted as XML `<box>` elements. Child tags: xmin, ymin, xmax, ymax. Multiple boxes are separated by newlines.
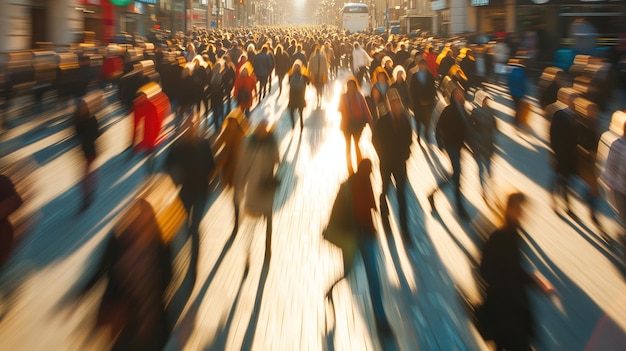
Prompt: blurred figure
<box><xmin>437</xmin><ymin>49</ymin><xmax>455</xmax><ymax>83</ymax></box>
<box><xmin>409</xmin><ymin>58</ymin><xmax>437</xmax><ymax>145</ymax></box>
<box><xmin>274</xmin><ymin>45</ymin><xmax>291</xmax><ymax>97</ymax></box>
<box><xmin>325</xmin><ymin>159</ymin><xmax>392</xmax><ymax>335</ymax></box>
<box><xmin>222</xmin><ymin>55</ymin><xmax>236</xmax><ymax>115</ymax></box>
<box><xmin>351</xmin><ymin>42</ymin><xmax>372</xmax><ymax>86</ymax></box>
<box><xmin>540</xmin><ymin>70</ymin><xmax>568</xmax><ymax>109</ymax></box>
<box><xmin>165</xmin><ymin>118</ymin><xmax>215</xmax><ymax>276</ymax></box>
<box><xmin>75</xmin><ymin>199</ymin><xmax>172</xmax><ymax>351</ymax></box>
<box><xmin>507</xmin><ymin>62</ymin><xmax>528</xmax><ymax>128</ymax></box>
<box><xmin>424</xmin><ymin>46</ymin><xmax>439</xmax><ymax>78</ymax></box>
<box><xmin>74</xmin><ymin>100</ymin><xmax>101</xmax><ymax>213</ymax></box>
<box><xmin>209</xmin><ymin>60</ymin><xmax>227</xmax><ymax>131</ymax></box>
<box><xmin>576</xmin><ymin>103</ymin><xmax>601</xmax><ymax>224</ymax></box>
<box><xmin>549</xmin><ymin>95</ymin><xmax>578</xmax><ymax>215</ymax></box>
<box><xmin>0</xmin><ymin>174</ymin><xmax>22</xmax><ymax>269</ymax></box>
<box><xmin>288</xmin><ymin>61</ymin><xmax>309</xmax><ymax>131</ymax></box>
<box><xmin>431</xmin><ymin>87</ymin><xmax>470</xmax><ymax>219</ymax></box>
<box><xmin>601</xmin><ymin>120</ymin><xmax>626</xmax><ymax>228</ymax></box>
<box><xmin>233</xmin><ymin>62</ymin><xmax>257</xmax><ymax>118</ymax></box>
<box><xmin>477</xmin><ymin>192</ymin><xmax>544</xmax><ymax>351</ymax></box>
<box><xmin>468</xmin><ymin>97</ymin><xmax>498</xmax><ymax>199</ymax></box>
<box><xmin>234</xmin><ymin>120</ymin><xmax>280</xmax><ymax>260</ymax></box>
<box><xmin>308</xmin><ymin>45</ymin><xmax>329</xmax><ymax>109</ymax></box>
<box><xmin>213</xmin><ymin>107</ymin><xmax>248</xmax><ymax>232</ymax></box>
<box><xmin>338</xmin><ymin>76</ymin><xmax>374</xmax><ymax>174</ymax></box>
<box><xmin>373</xmin><ymin>89</ymin><xmax>413</xmax><ymax>243</ymax></box>
<box><xmin>369</xmin><ymin>67</ymin><xmax>392</xmax><ymax>121</ymax></box>
<box><xmin>390</xmin><ymin>66</ymin><xmax>410</xmax><ymax>112</ymax></box>
<box><xmin>252</xmin><ymin>46</ymin><xmax>274</xmax><ymax>102</ymax></box>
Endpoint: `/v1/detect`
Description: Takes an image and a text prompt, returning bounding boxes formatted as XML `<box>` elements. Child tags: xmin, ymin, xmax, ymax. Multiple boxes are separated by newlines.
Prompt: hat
<box><xmin>386</xmin><ymin>88</ymin><xmax>401</xmax><ymax>103</ymax></box>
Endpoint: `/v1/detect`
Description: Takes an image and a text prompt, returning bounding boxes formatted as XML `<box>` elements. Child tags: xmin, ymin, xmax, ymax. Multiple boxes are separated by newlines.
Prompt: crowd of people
<box><xmin>2</xmin><ymin>24</ymin><xmax>626</xmax><ymax>351</ymax></box>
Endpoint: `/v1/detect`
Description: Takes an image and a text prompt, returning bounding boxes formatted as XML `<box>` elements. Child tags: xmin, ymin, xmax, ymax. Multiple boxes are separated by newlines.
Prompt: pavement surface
<box><xmin>0</xmin><ymin>70</ymin><xmax>626</xmax><ymax>351</ymax></box>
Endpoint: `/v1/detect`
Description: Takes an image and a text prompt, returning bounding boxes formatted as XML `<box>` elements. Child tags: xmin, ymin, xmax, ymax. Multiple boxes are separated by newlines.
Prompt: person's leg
<box><xmin>265</xmin><ymin>213</ymin><xmax>273</xmax><ymax>260</ymax></box>
<box><xmin>379</xmin><ymin>165</ymin><xmax>392</xmax><ymax>217</ymax></box>
<box><xmin>278</xmin><ymin>75</ymin><xmax>284</xmax><ymax>96</ymax></box>
<box><xmin>298</xmin><ymin>107</ymin><xmax>304</xmax><ymax>131</ymax></box>
<box><xmin>449</xmin><ymin>148</ymin><xmax>466</xmax><ymax>216</ymax></box>
<box><xmin>354</xmin><ymin>129</ymin><xmax>363</xmax><ymax>163</ymax></box>
<box><xmin>394</xmin><ymin>164</ymin><xmax>410</xmax><ymax>238</ymax></box>
<box><xmin>290</xmin><ymin>108</ymin><xmax>296</xmax><ymax>128</ymax></box>
<box><xmin>359</xmin><ymin>235</ymin><xmax>390</xmax><ymax>328</ymax></box>
<box><xmin>344</xmin><ymin>132</ymin><xmax>354</xmax><ymax>173</ymax></box>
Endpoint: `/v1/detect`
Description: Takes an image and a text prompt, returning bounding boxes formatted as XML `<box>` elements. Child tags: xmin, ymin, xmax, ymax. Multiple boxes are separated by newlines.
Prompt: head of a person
<box><xmin>418</xmin><ymin>58</ymin><xmax>428</xmax><ymax>71</ymax></box>
<box><xmin>395</xmin><ymin>68</ymin><xmax>405</xmax><ymax>83</ymax></box>
<box><xmin>567</xmin><ymin>94</ymin><xmax>577</xmax><ymax>112</ymax></box>
<box><xmin>293</xmin><ymin>63</ymin><xmax>301</xmax><ymax>74</ymax></box>
<box><xmin>505</xmin><ymin>192</ymin><xmax>526</xmax><ymax>227</ymax></box>
<box><xmin>387</xmin><ymin>88</ymin><xmax>404</xmax><ymax>118</ymax></box>
<box><xmin>346</xmin><ymin>79</ymin><xmax>358</xmax><ymax>93</ymax></box>
<box><xmin>377</xmin><ymin>71</ymin><xmax>388</xmax><ymax>84</ymax></box>
<box><xmin>353</xmin><ymin>42</ymin><xmax>360</xmax><ymax>50</ymax></box>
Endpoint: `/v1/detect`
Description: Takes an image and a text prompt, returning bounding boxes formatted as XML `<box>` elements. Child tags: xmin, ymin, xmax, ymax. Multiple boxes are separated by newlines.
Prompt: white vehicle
<box><xmin>342</xmin><ymin>3</ymin><xmax>369</xmax><ymax>33</ymax></box>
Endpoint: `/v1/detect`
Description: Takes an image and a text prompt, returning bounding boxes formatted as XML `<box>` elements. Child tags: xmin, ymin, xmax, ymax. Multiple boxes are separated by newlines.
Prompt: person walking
<box><xmin>507</xmin><ymin>62</ymin><xmax>528</xmax><ymax>128</ymax></box>
<box><xmin>430</xmin><ymin>87</ymin><xmax>470</xmax><ymax>219</ymax></box>
<box><xmin>409</xmin><ymin>58</ymin><xmax>437</xmax><ymax>144</ymax></box>
<box><xmin>274</xmin><ymin>45</ymin><xmax>291</xmax><ymax>97</ymax></box>
<box><xmin>234</xmin><ymin>120</ymin><xmax>280</xmax><ymax>260</ymax></box>
<box><xmin>477</xmin><ymin>192</ymin><xmax>548</xmax><ymax>351</ymax></box>
<box><xmin>74</xmin><ymin>99</ymin><xmax>101</xmax><ymax>213</ymax></box>
<box><xmin>233</xmin><ymin>62</ymin><xmax>257</xmax><ymax>118</ymax></box>
<box><xmin>338</xmin><ymin>76</ymin><xmax>374</xmax><ymax>174</ymax></box>
<box><xmin>351</xmin><ymin>42</ymin><xmax>372</xmax><ymax>87</ymax></box>
<box><xmin>252</xmin><ymin>45</ymin><xmax>274</xmax><ymax>101</ymax></box>
<box><xmin>324</xmin><ymin>159</ymin><xmax>393</xmax><ymax>335</ymax></box>
<box><xmin>549</xmin><ymin>95</ymin><xmax>578</xmax><ymax>215</ymax></box>
<box><xmin>601</xmin><ymin>120</ymin><xmax>626</xmax><ymax>232</ymax></box>
<box><xmin>468</xmin><ymin>96</ymin><xmax>498</xmax><ymax>199</ymax></box>
<box><xmin>288</xmin><ymin>61</ymin><xmax>309</xmax><ymax>131</ymax></box>
<box><xmin>308</xmin><ymin>45</ymin><xmax>329</xmax><ymax>109</ymax></box>
<box><xmin>373</xmin><ymin>88</ymin><xmax>413</xmax><ymax>243</ymax></box>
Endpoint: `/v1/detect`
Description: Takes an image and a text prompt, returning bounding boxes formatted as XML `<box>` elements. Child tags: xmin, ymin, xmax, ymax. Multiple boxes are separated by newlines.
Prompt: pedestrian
<box><xmin>390</xmin><ymin>65</ymin><xmax>410</xmax><ymax>112</ymax></box>
<box><xmin>575</xmin><ymin>102</ymin><xmax>601</xmax><ymax>224</ymax></box>
<box><xmin>338</xmin><ymin>76</ymin><xmax>374</xmax><ymax>174</ymax></box>
<box><xmin>74</xmin><ymin>99</ymin><xmax>101</xmax><ymax>213</ymax></box>
<box><xmin>73</xmin><ymin>199</ymin><xmax>172</xmax><ymax>351</ymax></box>
<box><xmin>252</xmin><ymin>45</ymin><xmax>274</xmax><ymax>101</ymax></box>
<box><xmin>308</xmin><ymin>45</ymin><xmax>329</xmax><ymax>109</ymax></box>
<box><xmin>352</xmin><ymin>42</ymin><xmax>372</xmax><ymax>87</ymax></box>
<box><xmin>477</xmin><ymin>192</ymin><xmax>547</xmax><ymax>351</ymax></box>
<box><xmin>274</xmin><ymin>44</ymin><xmax>291</xmax><ymax>97</ymax></box>
<box><xmin>369</xmin><ymin>67</ymin><xmax>392</xmax><ymax>121</ymax></box>
<box><xmin>288</xmin><ymin>61</ymin><xmax>309</xmax><ymax>131</ymax></box>
<box><xmin>507</xmin><ymin>62</ymin><xmax>528</xmax><ymax>128</ymax></box>
<box><xmin>222</xmin><ymin>55</ymin><xmax>236</xmax><ymax>114</ymax></box>
<box><xmin>234</xmin><ymin>120</ymin><xmax>280</xmax><ymax>260</ymax></box>
<box><xmin>409</xmin><ymin>58</ymin><xmax>437</xmax><ymax>144</ymax></box>
<box><xmin>373</xmin><ymin>88</ymin><xmax>413</xmax><ymax>243</ymax></box>
<box><xmin>164</xmin><ymin>117</ymin><xmax>215</xmax><ymax>275</ymax></box>
<box><xmin>324</xmin><ymin>159</ymin><xmax>393</xmax><ymax>335</ymax></box>
<box><xmin>437</xmin><ymin>48</ymin><xmax>455</xmax><ymax>83</ymax></box>
<box><xmin>468</xmin><ymin>96</ymin><xmax>498</xmax><ymax>199</ymax></box>
<box><xmin>549</xmin><ymin>95</ymin><xmax>578</xmax><ymax>216</ymax></box>
<box><xmin>209</xmin><ymin>60</ymin><xmax>226</xmax><ymax>131</ymax></box>
<box><xmin>430</xmin><ymin>87</ymin><xmax>470</xmax><ymax>219</ymax></box>
<box><xmin>233</xmin><ymin>62</ymin><xmax>257</xmax><ymax>117</ymax></box>
<box><xmin>0</xmin><ymin>173</ymin><xmax>22</xmax><ymax>269</ymax></box>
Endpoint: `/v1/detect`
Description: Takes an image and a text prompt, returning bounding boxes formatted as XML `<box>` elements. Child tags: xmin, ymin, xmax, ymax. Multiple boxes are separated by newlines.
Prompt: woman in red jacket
<box><xmin>233</xmin><ymin>61</ymin><xmax>257</xmax><ymax>118</ymax></box>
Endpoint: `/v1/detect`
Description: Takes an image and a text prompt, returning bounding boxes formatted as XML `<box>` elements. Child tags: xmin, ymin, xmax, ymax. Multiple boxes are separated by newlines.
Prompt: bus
<box><xmin>342</xmin><ymin>3</ymin><xmax>369</xmax><ymax>33</ymax></box>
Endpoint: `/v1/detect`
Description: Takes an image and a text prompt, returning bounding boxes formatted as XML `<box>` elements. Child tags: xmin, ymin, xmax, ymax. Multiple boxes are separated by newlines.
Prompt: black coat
<box><xmin>478</xmin><ymin>226</ymin><xmax>535</xmax><ymax>347</ymax></box>
<box><xmin>165</xmin><ymin>135</ymin><xmax>215</xmax><ymax>198</ymax></box>
<box><xmin>436</xmin><ymin>100</ymin><xmax>468</xmax><ymax>152</ymax></box>
<box><xmin>373</xmin><ymin>111</ymin><xmax>413</xmax><ymax>168</ymax></box>
<box><xmin>75</xmin><ymin>111</ymin><xmax>100</xmax><ymax>160</ymax></box>
<box><xmin>275</xmin><ymin>52</ymin><xmax>291</xmax><ymax>77</ymax></box>
<box><xmin>549</xmin><ymin>109</ymin><xmax>578</xmax><ymax>175</ymax></box>
<box><xmin>408</xmin><ymin>70</ymin><xmax>437</xmax><ymax>109</ymax></box>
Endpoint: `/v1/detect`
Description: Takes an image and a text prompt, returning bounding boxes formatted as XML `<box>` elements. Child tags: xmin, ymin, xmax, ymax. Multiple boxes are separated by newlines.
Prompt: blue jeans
<box><xmin>359</xmin><ymin>234</ymin><xmax>388</xmax><ymax>325</ymax></box>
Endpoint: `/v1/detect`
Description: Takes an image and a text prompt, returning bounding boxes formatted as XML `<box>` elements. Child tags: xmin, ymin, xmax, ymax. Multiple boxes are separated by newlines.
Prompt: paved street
<box><xmin>1</xmin><ymin>71</ymin><xmax>626</xmax><ymax>351</ymax></box>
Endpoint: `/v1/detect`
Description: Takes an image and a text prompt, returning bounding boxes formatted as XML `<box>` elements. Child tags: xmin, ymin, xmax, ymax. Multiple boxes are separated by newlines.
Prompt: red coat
<box><xmin>425</xmin><ymin>52</ymin><xmax>438</xmax><ymax>78</ymax></box>
<box><xmin>233</xmin><ymin>73</ymin><xmax>257</xmax><ymax>110</ymax></box>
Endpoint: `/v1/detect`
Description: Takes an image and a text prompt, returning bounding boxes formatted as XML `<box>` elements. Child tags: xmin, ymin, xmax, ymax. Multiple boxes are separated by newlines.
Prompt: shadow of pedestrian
<box><xmin>204</xmin><ymin>258</ymin><xmax>251</xmax><ymax>351</ymax></box>
<box><xmin>239</xmin><ymin>255</ymin><xmax>270</xmax><ymax>351</ymax></box>
<box><xmin>273</xmin><ymin>134</ymin><xmax>303</xmax><ymax>211</ymax></box>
